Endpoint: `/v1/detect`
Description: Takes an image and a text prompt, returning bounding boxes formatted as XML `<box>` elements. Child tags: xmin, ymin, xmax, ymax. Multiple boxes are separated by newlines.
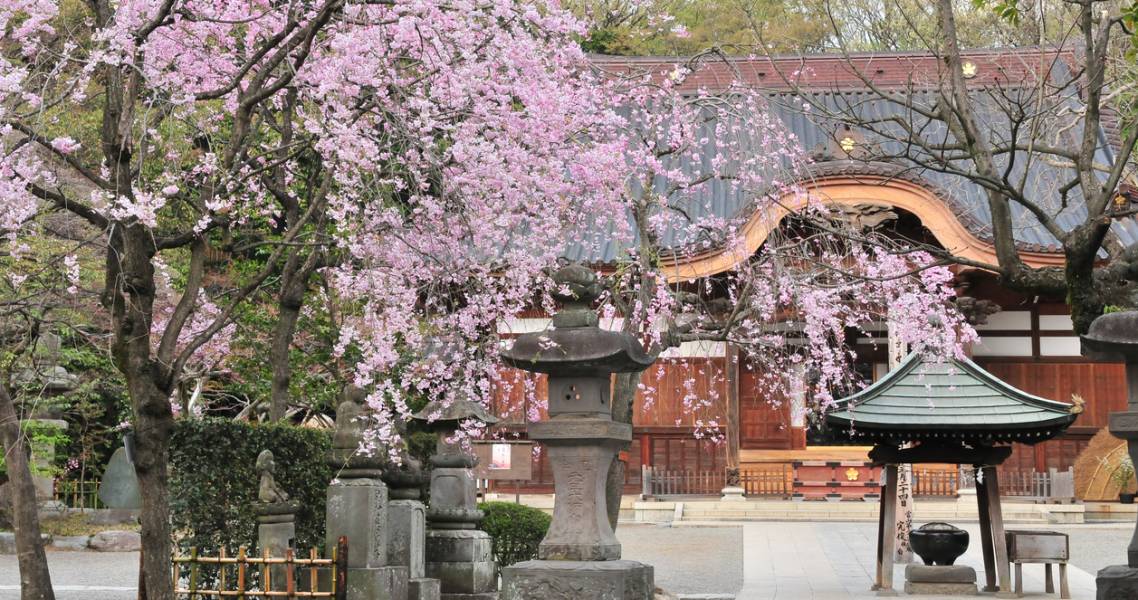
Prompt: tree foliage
<box><xmin>168</xmin><ymin>419</ymin><xmax>332</xmax><ymax>555</ymax></box>
<box><xmin>477</xmin><ymin>501</ymin><xmax>552</xmax><ymax>574</ymax></box>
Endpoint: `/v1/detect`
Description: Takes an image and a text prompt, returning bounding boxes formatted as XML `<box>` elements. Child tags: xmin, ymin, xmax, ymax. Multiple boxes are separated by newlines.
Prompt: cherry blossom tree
<box><xmin>0</xmin><ymin>0</ymin><xmax>622</xmax><ymax>596</ymax></box>
<box><xmin>577</xmin><ymin>53</ymin><xmax>976</xmax><ymax>526</ymax></box>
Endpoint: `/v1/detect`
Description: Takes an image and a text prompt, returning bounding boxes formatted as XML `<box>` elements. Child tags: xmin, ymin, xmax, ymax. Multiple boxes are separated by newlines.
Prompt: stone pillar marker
<box><xmin>325</xmin><ymin>387</ymin><xmax>409</xmax><ymax>600</ymax></box>
<box><xmin>1082</xmin><ymin>311</ymin><xmax>1138</xmax><ymax>596</ymax></box>
<box><xmin>384</xmin><ymin>455</ymin><xmax>440</xmax><ymax>600</ymax></box>
<box><xmin>499</xmin><ymin>264</ymin><xmax>656</xmax><ymax>600</ymax></box>
<box><xmin>253</xmin><ymin>449</ymin><xmax>298</xmax><ymax>591</ymax></box>
<box><xmin>414</xmin><ymin>397</ymin><xmax>499</xmax><ymax>600</ymax></box>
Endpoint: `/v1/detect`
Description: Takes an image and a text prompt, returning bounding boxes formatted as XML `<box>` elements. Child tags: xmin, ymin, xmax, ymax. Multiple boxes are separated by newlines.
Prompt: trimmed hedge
<box><xmin>478</xmin><ymin>501</ymin><xmax>551</xmax><ymax>574</ymax></box>
<box><xmin>169</xmin><ymin>419</ymin><xmax>332</xmax><ymax>555</ymax></box>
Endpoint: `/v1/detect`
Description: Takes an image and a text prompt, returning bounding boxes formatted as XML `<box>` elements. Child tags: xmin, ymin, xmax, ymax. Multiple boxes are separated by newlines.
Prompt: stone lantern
<box><xmin>499</xmin><ymin>263</ymin><xmax>656</xmax><ymax>599</ymax></box>
<box><xmin>1082</xmin><ymin>311</ymin><xmax>1138</xmax><ymax>595</ymax></box>
<box><xmin>413</xmin><ymin>396</ymin><xmax>499</xmax><ymax>600</ymax></box>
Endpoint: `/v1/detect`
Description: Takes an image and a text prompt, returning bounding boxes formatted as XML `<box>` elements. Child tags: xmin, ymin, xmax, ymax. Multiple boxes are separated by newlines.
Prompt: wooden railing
<box><xmin>642</xmin><ymin>465</ymin><xmax>791</xmax><ymax>497</ymax></box>
<box><xmin>53</xmin><ymin>479</ymin><xmax>105</xmax><ymax>509</ymax></box>
<box><xmin>172</xmin><ymin>537</ymin><xmax>347</xmax><ymax>599</ymax></box>
<box><xmin>739</xmin><ymin>465</ymin><xmax>792</xmax><ymax>497</ymax></box>
<box><xmin>958</xmin><ymin>467</ymin><xmax>1075</xmax><ymax>499</ymax></box>
<box><xmin>644</xmin><ymin>466</ymin><xmax>724</xmax><ymax>495</ymax></box>
<box><xmin>912</xmin><ymin>469</ymin><xmax>959</xmax><ymax>497</ymax></box>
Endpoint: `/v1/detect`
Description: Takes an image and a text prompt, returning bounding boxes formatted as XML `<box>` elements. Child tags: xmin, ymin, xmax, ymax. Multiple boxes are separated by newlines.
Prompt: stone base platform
<box><xmin>409</xmin><ymin>577</ymin><xmax>441</xmax><ymax>600</ymax></box>
<box><xmin>1097</xmin><ymin>565</ymin><xmax>1138</xmax><ymax>600</ymax></box>
<box><xmin>903</xmin><ymin>564</ymin><xmax>977</xmax><ymax>596</ymax></box>
<box><xmin>501</xmin><ymin>559</ymin><xmax>654</xmax><ymax>600</ymax></box>
<box><xmin>343</xmin><ymin>565</ymin><xmax>408</xmax><ymax>600</ymax></box>
<box><xmin>426</xmin><ymin>530</ymin><xmax>496</xmax><ymax>597</ymax></box>
<box><xmin>903</xmin><ymin>581</ymin><xmax>977</xmax><ymax>595</ymax></box>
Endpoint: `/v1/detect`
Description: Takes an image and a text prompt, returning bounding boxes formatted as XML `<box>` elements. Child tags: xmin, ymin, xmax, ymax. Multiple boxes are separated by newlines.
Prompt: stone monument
<box><xmin>499</xmin><ymin>263</ymin><xmax>656</xmax><ymax>600</ymax></box>
<box><xmin>384</xmin><ymin>451</ymin><xmax>441</xmax><ymax>600</ymax></box>
<box><xmin>253</xmin><ymin>449</ymin><xmax>299</xmax><ymax>591</ymax></box>
<box><xmin>98</xmin><ymin>446</ymin><xmax>142</xmax><ymax>509</ymax></box>
<box><xmin>325</xmin><ymin>387</ymin><xmax>409</xmax><ymax>600</ymax></box>
<box><xmin>1082</xmin><ymin>311</ymin><xmax>1138</xmax><ymax>598</ymax></box>
<box><xmin>413</xmin><ymin>397</ymin><xmax>499</xmax><ymax>600</ymax></box>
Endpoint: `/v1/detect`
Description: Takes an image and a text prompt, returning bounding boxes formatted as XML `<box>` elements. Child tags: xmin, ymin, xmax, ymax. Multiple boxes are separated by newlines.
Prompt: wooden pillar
<box><xmin>873</xmin><ymin>477</ymin><xmax>887</xmax><ymax>591</ymax></box>
<box><xmin>724</xmin><ymin>343</ymin><xmax>741</xmax><ymax>470</ymax></box>
<box><xmin>875</xmin><ymin>464</ymin><xmax>899</xmax><ymax>595</ymax></box>
<box><xmin>983</xmin><ymin>466</ymin><xmax>1013</xmax><ymax>596</ymax></box>
<box><xmin>976</xmin><ymin>467</ymin><xmax>997</xmax><ymax>592</ymax></box>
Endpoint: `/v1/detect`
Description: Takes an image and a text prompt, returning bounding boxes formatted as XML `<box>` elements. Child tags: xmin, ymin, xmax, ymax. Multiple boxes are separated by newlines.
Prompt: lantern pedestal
<box><xmin>419</xmin><ymin>435</ymin><xmax>498</xmax><ymax>600</ymax></box>
<box><xmin>502</xmin><ymin>559</ymin><xmax>654</xmax><ymax>600</ymax></box>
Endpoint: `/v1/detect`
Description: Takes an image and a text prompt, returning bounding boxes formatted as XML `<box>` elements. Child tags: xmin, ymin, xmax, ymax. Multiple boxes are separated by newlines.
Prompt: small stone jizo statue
<box><xmin>256</xmin><ymin>449</ymin><xmax>289</xmax><ymax>504</ymax></box>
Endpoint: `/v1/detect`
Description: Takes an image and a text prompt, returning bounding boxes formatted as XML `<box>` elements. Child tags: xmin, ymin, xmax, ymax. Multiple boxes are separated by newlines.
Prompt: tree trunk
<box><xmin>131</xmin><ymin>381</ymin><xmax>175</xmax><ymax>600</ymax></box>
<box><xmin>0</xmin><ymin>384</ymin><xmax>55</xmax><ymax>600</ymax></box>
<box><xmin>106</xmin><ymin>225</ymin><xmax>176</xmax><ymax>600</ymax></box>
<box><xmin>269</xmin><ymin>247</ymin><xmax>322</xmax><ymax>422</ymax></box>
<box><xmin>606</xmin><ymin>371</ymin><xmax>640</xmax><ymax>532</ymax></box>
<box><xmin>268</xmin><ymin>295</ymin><xmax>302</xmax><ymax>422</ymax></box>
<box><xmin>1067</xmin><ymin>243</ymin><xmax>1105</xmax><ymax>335</ymax></box>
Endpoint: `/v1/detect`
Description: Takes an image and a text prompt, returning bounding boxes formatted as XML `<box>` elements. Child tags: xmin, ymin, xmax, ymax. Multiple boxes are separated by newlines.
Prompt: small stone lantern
<box><xmin>499</xmin><ymin>263</ymin><xmax>656</xmax><ymax>599</ymax></box>
<box><xmin>1083</xmin><ymin>311</ymin><xmax>1138</xmax><ymax>595</ymax></box>
<box><xmin>413</xmin><ymin>396</ymin><xmax>499</xmax><ymax>599</ymax></box>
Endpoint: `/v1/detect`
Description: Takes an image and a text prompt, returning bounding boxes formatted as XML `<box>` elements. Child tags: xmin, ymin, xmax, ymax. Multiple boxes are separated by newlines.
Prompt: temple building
<box><xmin>489</xmin><ymin>49</ymin><xmax>1133</xmax><ymax>496</ymax></box>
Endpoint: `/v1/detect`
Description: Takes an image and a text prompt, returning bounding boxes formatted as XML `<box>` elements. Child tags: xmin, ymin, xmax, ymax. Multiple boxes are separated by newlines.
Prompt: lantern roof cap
<box><xmin>1081</xmin><ymin>311</ymin><xmax>1138</xmax><ymax>362</ymax></box>
<box><xmin>411</xmin><ymin>398</ymin><xmax>499</xmax><ymax>427</ymax></box>
<box><xmin>502</xmin><ymin>263</ymin><xmax>655</xmax><ymax>375</ymax></box>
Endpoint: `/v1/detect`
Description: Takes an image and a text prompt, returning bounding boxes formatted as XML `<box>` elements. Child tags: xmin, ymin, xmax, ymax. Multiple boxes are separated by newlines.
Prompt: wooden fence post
<box><xmin>335</xmin><ymin>536</ymin><xmax>348</xmax><ymax>600</ymax></box>
<box><xmin>237</xmin><ymin>547</ymin><xmax>247</xmax><ymax>600</ymax></box>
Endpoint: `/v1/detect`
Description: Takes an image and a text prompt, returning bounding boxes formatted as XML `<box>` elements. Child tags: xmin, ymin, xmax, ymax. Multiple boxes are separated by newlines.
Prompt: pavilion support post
<box><xmin>875</xmin><ymin>464</ymin><xmax>899</xmax><ymax>596</ymax></box>
<box><xmin>872</xmin><ymin>477</ymin><xmax>887</xmax><ymax>591</ymax></box>
<box><xmin>982</xmin><ymin>465</ymin><xmax>1014</xmax><ymax>597</ymax></box>
<box><xmin>975</xmin><ymin>466</ymin><xmax>997</xmax><ymax>593</ymax></box>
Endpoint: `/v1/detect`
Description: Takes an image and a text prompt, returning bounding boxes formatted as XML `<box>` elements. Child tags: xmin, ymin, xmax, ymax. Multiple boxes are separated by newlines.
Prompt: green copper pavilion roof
<box><xmin>826</xmin><ymin>353</ymin><xmax>1078</xmax><ymax>445</ymax></box>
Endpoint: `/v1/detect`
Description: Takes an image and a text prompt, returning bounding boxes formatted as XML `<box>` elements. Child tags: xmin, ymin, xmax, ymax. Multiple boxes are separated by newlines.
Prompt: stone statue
<box><xmin>256</xmin><ymin>450</ymin><xmax>289</xmax><ymax>504</ymax></box>
<box><xmin>329</xmin><ymin>385</ymin><xmax>387</xmax><ymax>475</ymax></box>
<box><xmin>333</xmin><ymin>386</ymin><xmax>368</xmax><ymax>450</ymax></box>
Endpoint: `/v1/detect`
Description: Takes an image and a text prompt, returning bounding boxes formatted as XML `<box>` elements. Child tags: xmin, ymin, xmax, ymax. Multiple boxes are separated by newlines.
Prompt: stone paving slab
<box><xmin>737</xmin><ymin>522</ymin><xmax>1098</xmax><ymax>599</ymax></box>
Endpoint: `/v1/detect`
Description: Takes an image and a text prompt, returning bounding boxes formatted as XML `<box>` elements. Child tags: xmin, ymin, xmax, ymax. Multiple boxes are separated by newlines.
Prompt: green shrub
<box><xmin>169</xmin><ymin>419</ymin><xmax>332</xmax><ymax>556</ymax></box>
<box><xmin>477</xmin><ymin>501</ymin><xmax>551</xmax><ymax>574</ymax></box>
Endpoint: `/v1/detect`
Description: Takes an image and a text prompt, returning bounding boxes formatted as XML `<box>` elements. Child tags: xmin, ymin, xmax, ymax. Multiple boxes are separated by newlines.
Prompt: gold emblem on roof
<box><xmin>961</xmin><ymin>61</ymin><xmax>978</xmax><ymax>79</ymax></box>
<box><xmin>846</xmin><ymin>467</ymin><xmax>860</xmax><ymax>481</ymax></box>
<box><xmin>839</xmin><ymin>136</ymin><xmax>857</xmax><ymax>153</ymax></box>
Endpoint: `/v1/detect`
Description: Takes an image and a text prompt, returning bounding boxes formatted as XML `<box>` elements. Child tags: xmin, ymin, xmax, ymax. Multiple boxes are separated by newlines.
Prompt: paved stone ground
<box><xmin>618</xmin><ymin>523</ymin><xmax>743</xmax><ymax>596</ymax></box>
<box><xmin>734</xmin><ymin>521</ymin><xmax>1111</xmax><ymax>599</ymax></box>
<box><xmin>0</xmin><ymin>522</ymin><xmax>1130</xmax><ymax>598</ymax></box>
<box><xmin>0</xmin><ymin>550</ymin><xmax>139</xmax><ymax>600</ymax></box>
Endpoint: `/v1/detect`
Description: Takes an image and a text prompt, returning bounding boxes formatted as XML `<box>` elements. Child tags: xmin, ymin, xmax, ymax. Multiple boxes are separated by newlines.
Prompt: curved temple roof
<box><xmin>825</xmin><ymin>353</ymin><xmax>1077</xmax><ymax>445</ymax></box>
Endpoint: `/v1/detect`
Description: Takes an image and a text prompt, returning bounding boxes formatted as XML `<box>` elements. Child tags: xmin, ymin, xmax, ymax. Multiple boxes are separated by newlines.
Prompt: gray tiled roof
<box><xmin>565</xmin><ymin>58</ymin><xmax>1138</xmax><ymax>265</ymax></box>
<box><xmin>826</xmin><ymin>353</ymin><xmax>1077</xmax><ymax>441</ymax></box>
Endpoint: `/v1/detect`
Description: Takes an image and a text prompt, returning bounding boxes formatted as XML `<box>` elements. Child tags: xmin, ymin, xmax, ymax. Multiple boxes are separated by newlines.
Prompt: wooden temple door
<box><xmin>738</xmin><ymin>361</ymin><xmax>793</xmax><ymax>450</ymax></box>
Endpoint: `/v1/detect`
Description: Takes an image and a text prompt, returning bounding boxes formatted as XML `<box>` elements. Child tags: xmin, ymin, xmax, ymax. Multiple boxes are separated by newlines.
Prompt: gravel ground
<box><xmin>618</xmin><ymin>523</ymin><xmax>743</xmax><ymax>595</ymax></box>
